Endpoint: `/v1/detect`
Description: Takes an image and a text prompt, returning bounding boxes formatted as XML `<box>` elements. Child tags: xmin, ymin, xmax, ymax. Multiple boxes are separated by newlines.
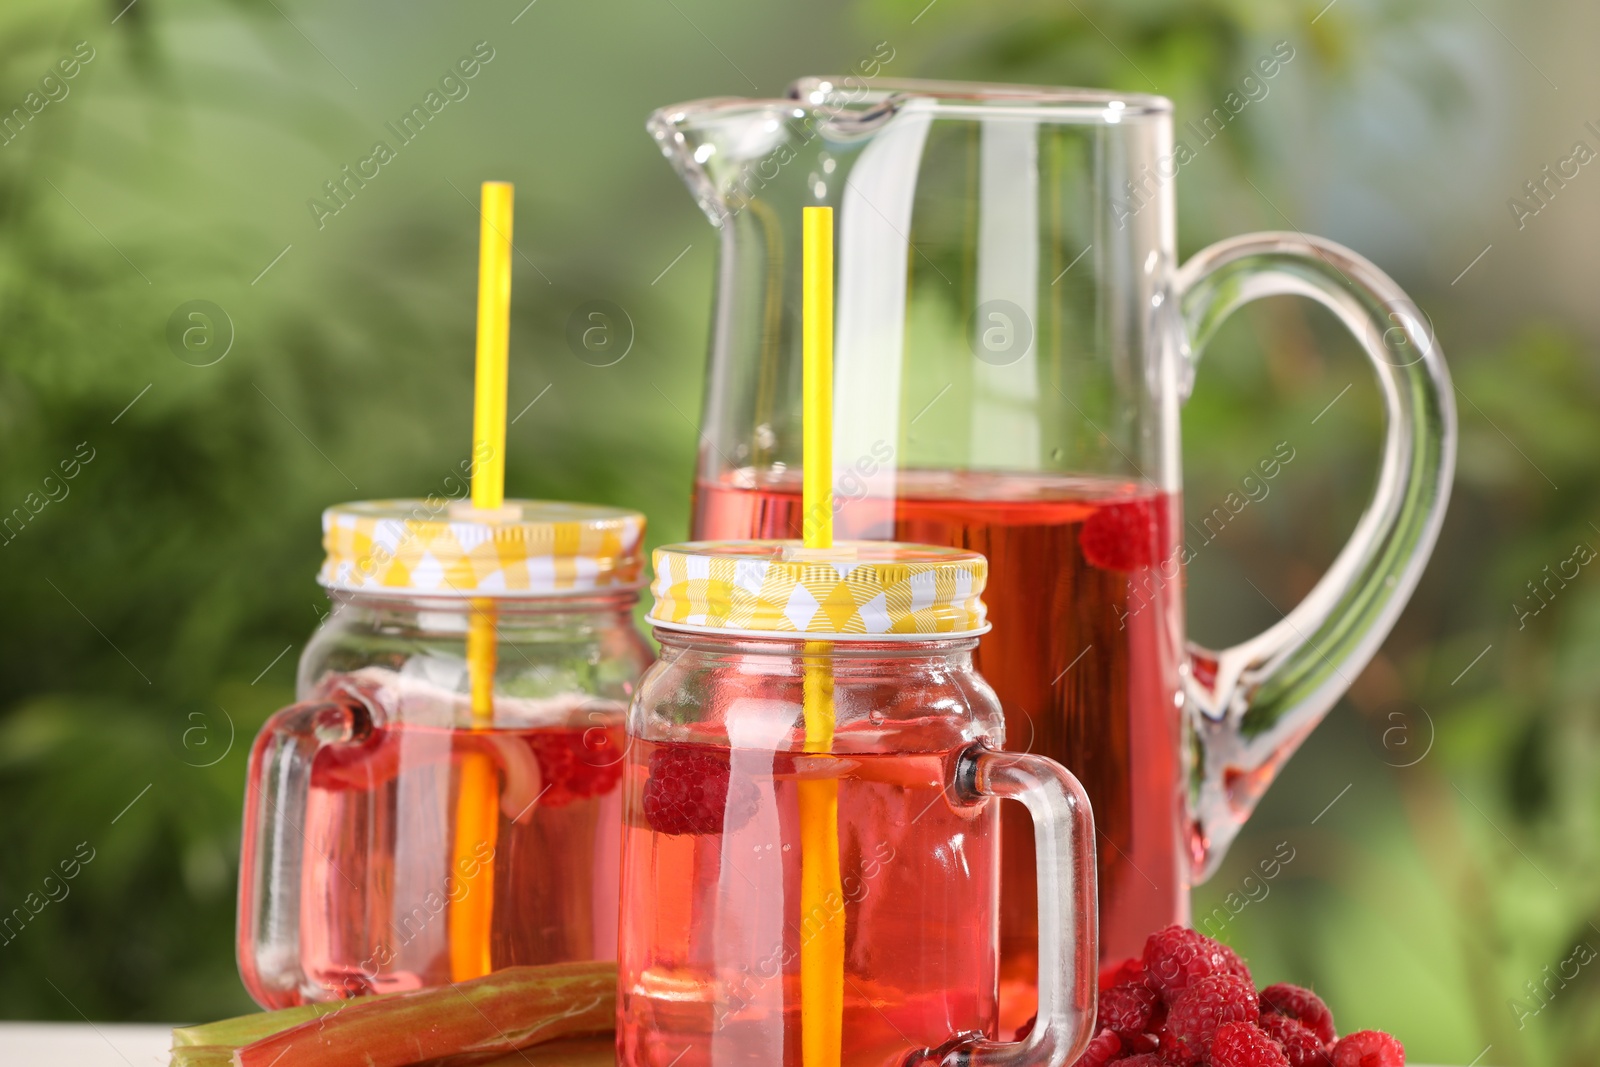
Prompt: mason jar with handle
<box><xmin>651</xmin><ymin>76</ymin><xmax>1456</xmax><ymax>1024</ymax></box>
<box><xmin>617</xmin><ymin>540</ymin><xmax>1098</xmax><ymax>1067</ymax></box>
<box><xmin>237</xmin><ymin>498</ymin><xmax>651</xmax><ymax>1007</ymax></box>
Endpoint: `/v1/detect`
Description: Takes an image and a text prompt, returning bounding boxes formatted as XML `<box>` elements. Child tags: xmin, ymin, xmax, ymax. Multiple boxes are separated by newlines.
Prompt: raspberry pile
<box><xmin>1073</xmin><ymin>925</ymin><xmax>1405</xmax><ymax>1067</ymax></box>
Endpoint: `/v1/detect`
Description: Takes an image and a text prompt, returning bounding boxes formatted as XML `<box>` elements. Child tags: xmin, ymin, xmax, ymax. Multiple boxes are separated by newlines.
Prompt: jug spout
<box><xmin>647</xmin><ymin>97</ymin><xmax>761</xmax><ymax>227</ymax></box>
<box><xmin>648</xmin><ymin>97</ymin><xmax>842</xmax><ymax>227</ymax></box>
<box><xmin>647</xmin><ymin>85</ymin><xmax>918</xmax><ymax>227</ymax></box>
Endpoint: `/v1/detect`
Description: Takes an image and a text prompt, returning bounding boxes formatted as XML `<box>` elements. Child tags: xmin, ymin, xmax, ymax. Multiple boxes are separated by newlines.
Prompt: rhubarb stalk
<box><xmin>232</xmin><ymin>962</ymin><xmax>614</xmax><ymax>1067</ymax></box>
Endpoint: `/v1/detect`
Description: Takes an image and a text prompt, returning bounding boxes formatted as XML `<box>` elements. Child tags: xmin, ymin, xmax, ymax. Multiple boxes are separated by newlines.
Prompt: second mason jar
<box><xmin>238</xmin><ymin>499</ymin><xmax>651</xmax><ymax>1007</ymax></box>
<box><xmin>618</xmin><ymin>540</ymin><xmax>1098</xmax><ymax>1067</ymax></box>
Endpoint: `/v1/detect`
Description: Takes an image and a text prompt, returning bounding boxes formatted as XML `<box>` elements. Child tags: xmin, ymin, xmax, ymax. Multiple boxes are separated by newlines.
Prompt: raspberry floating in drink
<box><xmin>530</xmin><ymin>727</ymin><xmax>624</xmax><ymax>807</ymax></box>
<box><xmin>639</xmin><ymin>742</ymin><xmax>759</xmax><ymax>836</ymax></box>
<box><xmin>1079</xmin><ymin>497</ymin><xmax>1165</xmax><ymax>572</ymax></box>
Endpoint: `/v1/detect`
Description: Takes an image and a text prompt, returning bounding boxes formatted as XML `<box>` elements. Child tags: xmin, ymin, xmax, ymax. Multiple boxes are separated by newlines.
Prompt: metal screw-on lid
<box><xmin>648</xmin><ymin>539</ymin><xmax>989</xmax><ymax>639</ymax></box>
<box><xmin>319</xmin><ymin>499</ymin><xmax>645</xmax><ymax>598</ymax></box>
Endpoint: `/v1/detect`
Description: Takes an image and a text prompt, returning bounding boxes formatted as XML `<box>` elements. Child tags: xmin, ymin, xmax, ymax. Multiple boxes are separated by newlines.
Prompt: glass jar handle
<box><xmin>1173</xmin><ymin>232</ymin><xmax>1456</xmax><ymax>880</ymax></box>
<box><xmin>236</xmin><ymin>696</ymin><xmax>369</xmax><ymax>1008</ymax></box>
<box><xmin>946</xmin><ymin>746</ymin><xmax>1097</xmax><ymax>1067</ymax></box>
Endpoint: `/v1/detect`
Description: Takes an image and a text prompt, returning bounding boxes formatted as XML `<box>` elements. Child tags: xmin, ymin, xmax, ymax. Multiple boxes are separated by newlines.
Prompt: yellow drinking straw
<box><xmin>799</xmin><ymin>205</ymin><xmax>844</xmax><ymax>1067</ymax></box>
<box><xmin>449</xmin><ymin>180</ymin><xmax>514</xmax><ymax>982</ymax></box>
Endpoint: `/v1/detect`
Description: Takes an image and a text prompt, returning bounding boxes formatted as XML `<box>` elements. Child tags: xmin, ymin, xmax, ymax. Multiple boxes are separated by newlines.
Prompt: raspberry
<box><xmin>1080</xmin><ymin>498</ymin><xmax>1166</xmax><ymax>572</ymax></box>
<box><xmin>1121</xmin><ymin>1033</ymin><xmax>1160</xmax><ymax>1055</ymax></box>
<box><xmin>1078</xmin><ymin>1030</ymin><xmax>1123</xmax><ymax>1067</ymax></box>
<box><xmin>1262</xmin><ymin>1014</ymin><xmax>1333</xmax><ymax>1067</ymax></box>
<box><xmin>1012</xmin><ymin>1016</ymin><xmax>1035</xmax><ymax>1042</ymax></box>
<box><xmin>1211</xmin><ymin>1021</ymin><xmax>1291</xmax><ymax>1067</ymax></box>
<box><xmin>1098</xmin><ymin>980</ymin><xmax>1161</xmax><ymax>1037</ymax></box>
<box><xmin>1331</xmin><ymin>1031</ymin><xmax>1405</xmax><ymax>1067</ymax></box>
<box><xmin>1160</xmin><ymin>973</ymin><xmax>1259</xmax><ymax>1066</ymax></box>
<box><xmin>531</xmin><ymin>728</ymin><xmax>624</xmax><ymax>807</ymax></box>
<box><xmin>1100</xmin><ymin>956</ymin><xmax>1146</xmax><ymax>991</ymax></box>
<box><xmin>1260</xmin><ymin>984</ymin><xmax>1337</xmax><ymax>1045</ymax></box>
<box><xmin>1142</xmin><ymin>925</ymin><xmax>1253</xmax><ymax>1003</ymax></box>
<box><xmin>1109</xmin><ymin>1055</ymin><xmax>1165</xmax><ymax>1067</ymax></box>
<box><xmin>641</xmin><ymin>743</ymin><xmax>758</xmax><ymax>835</ymax></box>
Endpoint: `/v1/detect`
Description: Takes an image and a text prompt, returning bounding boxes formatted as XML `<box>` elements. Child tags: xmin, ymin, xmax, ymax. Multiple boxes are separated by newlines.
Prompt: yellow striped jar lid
<box><xmin>319</xmin><ymin>499</ymin><xmax>645</xmax><ymax>598</ymax></box>
<box><xmin>647</xmin><ymin>540</ymin><xmax>989</xmax><ymax>639</ymax></box>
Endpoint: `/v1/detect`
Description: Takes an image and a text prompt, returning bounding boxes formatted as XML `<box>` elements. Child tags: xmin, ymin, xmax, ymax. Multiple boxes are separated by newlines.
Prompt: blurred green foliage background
<box><xmin>1</xmin><ymin>0</ymin><xmax>1597</xmax><ymax>1064</ymax></box>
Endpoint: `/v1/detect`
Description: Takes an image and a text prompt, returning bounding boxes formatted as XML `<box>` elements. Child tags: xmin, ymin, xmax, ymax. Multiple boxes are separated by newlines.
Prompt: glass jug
<box><xmin>618</xmin><ymin>540</ymin><xmax>1097</xmax><ymax>1067</ymax></box>
<box><xmin>650</xmin><ymin>77</ymin><xmax>1456</xmax><ymax>1011</ymax></box>
<box><xmin>237</xmin><ymin>499</ymin><xmax>651</xmax><ymax>1007</ymax></box>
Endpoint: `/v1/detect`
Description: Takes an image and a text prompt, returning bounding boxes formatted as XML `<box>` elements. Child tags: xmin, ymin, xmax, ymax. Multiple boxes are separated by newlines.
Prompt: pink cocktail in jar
<box><xmin>617</xmin><ymin>539</ymin><xmax>1098</xmax><ymax>1067</ymax></box>
<box><xmin>237</xmin><ymin>499</ymin><xmax>650</xmax><ymax>1007</ymax></box>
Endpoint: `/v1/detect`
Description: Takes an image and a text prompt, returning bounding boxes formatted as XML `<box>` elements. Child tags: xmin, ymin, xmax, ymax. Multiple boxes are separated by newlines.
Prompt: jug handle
<box><xmin>236</xmin><ymin>694</ymin><xmax>370</xmax><ymax>1009</ymax></box>
<box><xmin>1173</xmin><ymin>231</ymin><xmax>1456</xmax><ymax>881</ymax></box>
<box><xmin>940</xmin><ymin>745</ymin><xmax>1097</xmax><ymax>1067</ymax></box>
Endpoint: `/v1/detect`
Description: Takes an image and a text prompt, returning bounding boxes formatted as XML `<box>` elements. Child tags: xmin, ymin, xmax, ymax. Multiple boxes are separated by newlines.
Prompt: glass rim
<box><xmin>650</xmin><ymin>77</ymin><xmax>1171</xmax><ymax>135</ymax></box>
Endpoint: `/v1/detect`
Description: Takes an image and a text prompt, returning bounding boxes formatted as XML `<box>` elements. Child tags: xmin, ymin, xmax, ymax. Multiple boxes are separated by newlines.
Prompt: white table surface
<box><xmin>0</xmin><ymin>1024</ymin><xmax>172</xmax><ymax>1067</ymax></box>
<box><xmin>0</xmin><ymin>1024</ymin><xmax>1460</xmax><ymax>1067</ymax></box>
